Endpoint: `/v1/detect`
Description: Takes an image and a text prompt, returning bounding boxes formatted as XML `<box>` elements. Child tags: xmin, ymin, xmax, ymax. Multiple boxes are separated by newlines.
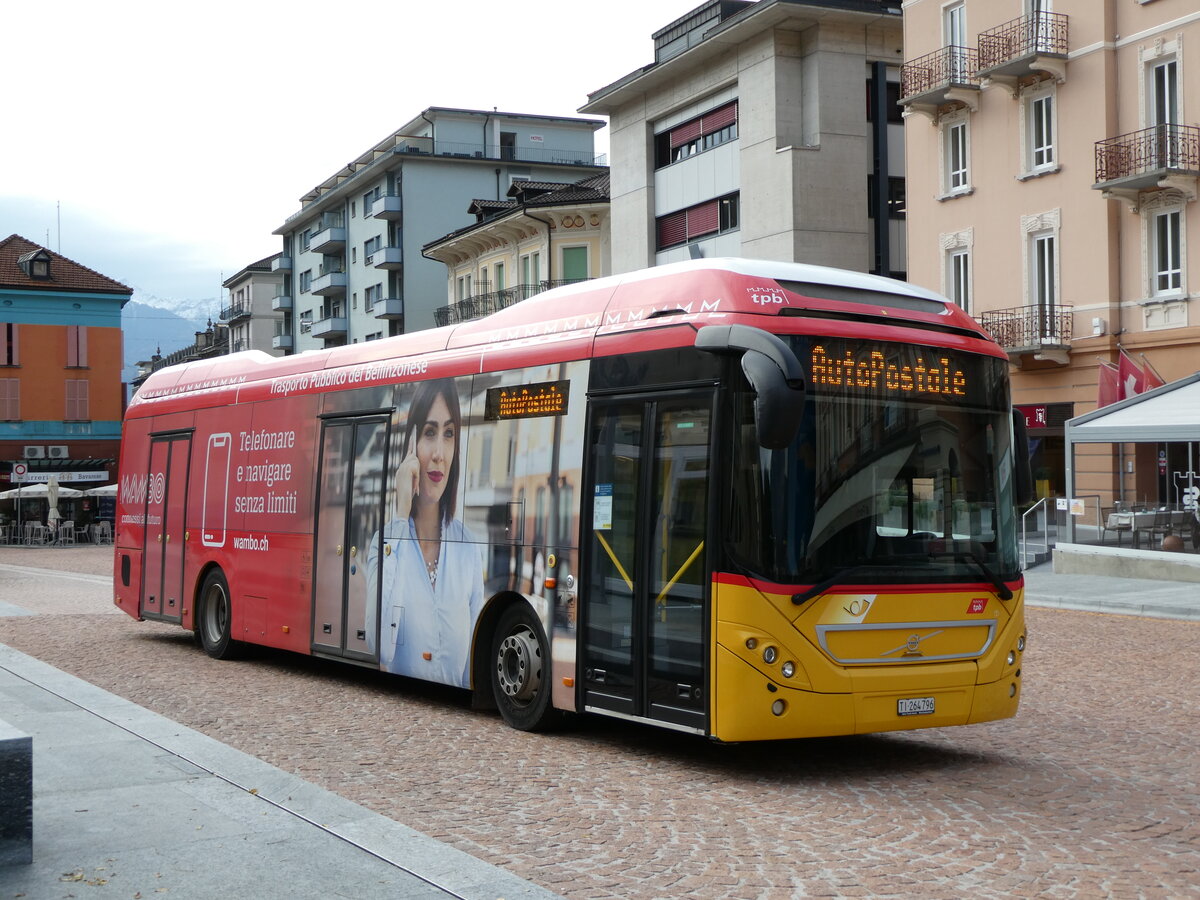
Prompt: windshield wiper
<box><xmin>953</xmin><ymin>549</ymin><xmax>1014</xmax><ymax>601</ymax></box>
<box><xmin>792</xmin><ymin>564</ymin><xmax>893</xmax><ymax>606</ymax></box>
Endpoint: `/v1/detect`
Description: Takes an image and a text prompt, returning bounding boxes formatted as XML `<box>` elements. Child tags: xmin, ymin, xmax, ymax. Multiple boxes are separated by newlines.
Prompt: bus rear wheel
<box><xmin>491</xmin><ymin>604</ymin><xmax>558</xmax><ymax>731</ymax></box>
<box><xmin>197</xmin><ymin>569</ymin><xmax>242</xmax><ymax>660</ymax></box>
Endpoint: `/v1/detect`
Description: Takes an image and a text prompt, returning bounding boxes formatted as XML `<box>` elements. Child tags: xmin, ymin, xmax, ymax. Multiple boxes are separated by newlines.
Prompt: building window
<box><xmin>1028</xmin><ymin>92</ymin><xmax>1055</xmax><ymax>172</ymax></box>
<box><xmin>65</xmin><ymin>379</ymin><xmax>89</xmax><ymax>421</ymax></box>
<box><xmin>299</xmin><ymin>270</ymin><xmax>312</xmax><ymax>293</ymax></box>
<box><xmin>0</xmin><ymin>378</ymin><xmax>18</xmax><ymax>420</ymax></box>
<box><xmin>561</xmin><ymin>246</ymin><xmax>588</xmax><ymax>282</ymax></box>
<box><xmin>300</xmin><ymin>230</ymin><xmax>311</xmax><ymax>252</ymax></box>
<box><xmin>1152</xmin><ymin>208</ymin><xmax>1182</xmax><ymax>295</ymax></box>
<box><xmin>1032</xmin><ymin>232</ymin><xmax>1056</xmax><ymax>311</ymax></box>
<box><xmin>656</xmin><ymin>193</ymin><xmax>740</xmax><ymax>250</ymax></box>
<box><xmin>494</xmin><ymin>261</ymin><xmax>505</xmax><ymax>291</ymax></box>
<box><xmin>65</xmin><ymin>325</ymin><xmax>88</xmax><ymax>368</ymax></box>
<box><xmin>943</xmin><ymin>116</ymin><xmax>970</xmax><ymax>195</ymax></box>
<box><xmin>457</xmin><ymin>274</ymin><xmax>472</xmax><ymax>300</ymax></box>
<box><xmin>299</xmin><ymin>311</ymin><xmax>313</xmax><ymax>334</ymax></box>
<box><xmin>364</xmin><ymin>236</ymin><xmax>382</xmax><ymax>257</ymax></box>
<box><xmin>521</xmin><ymin>252</ymin><xmax>540</xmax><ymax>286</ymax></box>
<box><xmin>654</xmin><ymin>101</ymin><xmax>738</xmax><ymax>169</ymax></box>
<box><xmin>365</xmin><ymin>283</ymin><xmax>382</xmax><ymax>311</ymax></box>
<box><xmin>949</xmin><ymin>249</ymin><xmax>971</xmax><ymax>312</ymax></box>
<box><xmin>1</xmin><ymin>324</ymin><xmax>17</xmax><ymax>366</ymax></box>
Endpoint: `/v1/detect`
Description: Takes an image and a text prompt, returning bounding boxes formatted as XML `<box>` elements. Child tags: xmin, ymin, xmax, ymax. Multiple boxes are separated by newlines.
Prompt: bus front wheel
<box><xmin>197</xmin><ymin>569</ymin><xmax>242</xmax><ymax>660</ymax></box>
<box><xmin>490</xmin><ymin>603</ymin><xmax>558</xmax><ymax>731</ymax></box>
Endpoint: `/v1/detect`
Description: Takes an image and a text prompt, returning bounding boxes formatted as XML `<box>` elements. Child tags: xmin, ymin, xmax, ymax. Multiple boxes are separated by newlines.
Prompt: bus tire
<box><xmin>490</xmin><ymin>603</ymin><xmax>558</xmax><ymax>732</ymax></box>
<box><xmin>197</xmin><ymin>569</ymin><xmax>242</xmax><ymax>660</ymax></box>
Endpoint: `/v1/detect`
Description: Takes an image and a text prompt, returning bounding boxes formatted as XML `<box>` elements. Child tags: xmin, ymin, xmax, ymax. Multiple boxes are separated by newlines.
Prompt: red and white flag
<box><xmin>1117</xmin><ymin>349</ymin><xmax>1145</xmax><ymax>400</ymax></box>
<box><xmin>1140</xmin><ymin>354</ymin><xmax>1166</xmax><ymax>391</ymax></box>
<box><xmin>1097</xmin><ymin>361</ymin><xmax>1121</xmax><ymax>408</ymax></box>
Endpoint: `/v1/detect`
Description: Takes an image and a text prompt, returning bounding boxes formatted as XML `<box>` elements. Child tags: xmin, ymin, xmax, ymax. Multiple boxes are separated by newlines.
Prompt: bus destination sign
<box><xmin>810</xmin><ymin>343</ymin><xmax>968</xmax><ymax>398</ymax></box>
<box><xmin>485</xmin><ymin>380</ymin><xmax>570</xmax><ymax>420</ymax></box>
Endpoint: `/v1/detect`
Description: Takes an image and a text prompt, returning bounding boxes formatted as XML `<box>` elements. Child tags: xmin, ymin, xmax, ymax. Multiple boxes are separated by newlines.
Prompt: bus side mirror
<box><xmin>696</xmin><ymin>324</ymin><xmax>806</xmax><ymax>450</ymax></box>
<box><xmin>1012</xmin><ymin>409</ymin><xmax>1035</xmax><ymax>505</ymax></box>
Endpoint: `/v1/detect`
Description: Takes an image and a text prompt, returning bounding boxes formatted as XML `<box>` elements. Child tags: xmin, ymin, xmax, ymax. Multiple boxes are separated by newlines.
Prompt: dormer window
<box><xmin>18</xmin><ymin>249</ymin><xmax>51</xmax><ymax>280</ymax></box>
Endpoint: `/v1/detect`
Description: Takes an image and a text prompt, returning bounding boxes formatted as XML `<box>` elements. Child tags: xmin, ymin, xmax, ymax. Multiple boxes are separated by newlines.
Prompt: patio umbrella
<box><xmin>47</xmin><ymin>475</ymin><xmax>61</xmax><ymax>523</ymax></box>
<box><xmin>0</xmin><ymin>483</ymin><xmax>84</xmax><ymax>499</ymax></box>
<box><xmin>84</xmin><ymin>483</ymin><xmax>119</xmax><ymax>497</ymax></box>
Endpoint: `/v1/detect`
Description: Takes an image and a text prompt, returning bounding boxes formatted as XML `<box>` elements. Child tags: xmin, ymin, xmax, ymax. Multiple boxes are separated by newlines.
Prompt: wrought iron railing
<box><xmin>218</xmin><ymin>302</ymin><xmax>250</xmax><ymax>321</ymax></box>
<box><xmin>977</xmin><ymin>304</ymin><xmax>1073</xmax><ymax>351</ymax></box>
<box><xmin>1094</xmin><ymin>124</ymin><xmax>1200</xmax><ymax>184</ymax></box>
<box><xmin>977</xmin><ymin>11</ymin><xmax>1068</xmax><ymax>72</ymax></box>
<box><xmin>434</xmin><ymin>279</ymin><xmax>591</xmax><ymax>327</ymax></box>
<box><xmin>900</xmin><ymin>46</ymin><xmax>980</xmax><ymax>100</ymax></box>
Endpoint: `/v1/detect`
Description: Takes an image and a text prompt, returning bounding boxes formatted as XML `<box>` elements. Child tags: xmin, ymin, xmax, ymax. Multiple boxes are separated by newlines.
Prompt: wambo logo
<box><xmin>747</xmin><ymin>286</ymin><xmax>789</xmax><ymax>306</ymax></box>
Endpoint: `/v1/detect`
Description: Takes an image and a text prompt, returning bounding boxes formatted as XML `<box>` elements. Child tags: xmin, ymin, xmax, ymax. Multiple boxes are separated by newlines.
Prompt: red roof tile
<box><xmin>0</xmin><ymin>234</ymin><xmax>133</xmax><ymax>296</ymax></box>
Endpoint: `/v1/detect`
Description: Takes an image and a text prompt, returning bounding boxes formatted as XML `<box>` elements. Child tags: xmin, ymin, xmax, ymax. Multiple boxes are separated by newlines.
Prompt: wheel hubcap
<box><xmin>204</xmin><ymin>585</ymin><xmax>227</xmax><ymax>644</ymax></box>
<box><xmin>497</xmin><ymin>625</ymin><xmax>541</xmax><ymax>703</ymax></box>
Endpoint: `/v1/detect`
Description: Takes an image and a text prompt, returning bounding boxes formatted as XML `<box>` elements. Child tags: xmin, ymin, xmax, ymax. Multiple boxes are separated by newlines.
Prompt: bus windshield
<box><xmin>728</xmin><ymin>335</ymin><xmax>1021</xmax><ymax>587</ymax></box>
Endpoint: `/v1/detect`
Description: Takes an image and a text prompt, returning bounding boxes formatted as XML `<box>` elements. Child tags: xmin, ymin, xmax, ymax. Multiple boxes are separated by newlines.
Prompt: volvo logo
<box><xmin>882</xmin><ymin>629</ymin><xmax>945</xmax><ymax>658</ymax></box>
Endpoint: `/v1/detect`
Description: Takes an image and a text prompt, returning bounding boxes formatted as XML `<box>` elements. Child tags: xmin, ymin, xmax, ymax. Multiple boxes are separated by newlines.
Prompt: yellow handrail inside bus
<box><xmin>655</xmin><ymin>540</ymin><xmax>705</xmax><ymax>610</ymax></box>
<box><xmin>594</xmin><ymin>530</ymin><xmax>633</xmax><ymax>591</ymax></box>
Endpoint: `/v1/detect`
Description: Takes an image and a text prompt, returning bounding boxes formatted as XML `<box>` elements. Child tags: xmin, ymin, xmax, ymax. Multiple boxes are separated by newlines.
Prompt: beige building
<box><xmin>422</xmin><ymin>174</ymin><xmax>610</xmax><ymax>325</ymax></box>
<box><xmin>219</xmin><ymin>254</ymin><xmax>287</xmax><ymax>356</ymax></box>
<box><xmin>901</xmin><ymin>0</ymin><xmax>1200</xmax><ymax>510</ymax></box>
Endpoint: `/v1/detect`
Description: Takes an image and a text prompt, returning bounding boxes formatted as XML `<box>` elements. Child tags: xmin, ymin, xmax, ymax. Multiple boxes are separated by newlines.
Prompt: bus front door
<box><xmin>312</xmin><ymin>416</ymin><xmax>389</xmax><ymax>662</ymax></box>
<box><xmin>141</xmin><ymin>432</ymin><xmax>191</xmax><ymax>624</ymax></box>
<box><xmin>581</xmin><ymin>394</ymin><xmax>712</xmax><ymax>733</ymax></box>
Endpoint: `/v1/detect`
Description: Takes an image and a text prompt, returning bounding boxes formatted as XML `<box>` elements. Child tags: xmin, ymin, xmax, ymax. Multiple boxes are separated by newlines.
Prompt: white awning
<box><xmin>1066</xmin><ymin>372</ymin><xmax>1200</xmax><ymax>444</ymax></box>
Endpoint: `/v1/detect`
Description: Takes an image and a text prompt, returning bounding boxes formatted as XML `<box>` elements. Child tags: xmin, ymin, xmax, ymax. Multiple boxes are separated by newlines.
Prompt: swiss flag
<box><xmin>1141</xmin><ymin>355</ymin><xmax>1166</xmax><ymax>391</ymax></box>
<box><xmin>1097</xmin><ymin>361</ymin><xmax>1121</xmax><ymax>408</ymax></box>
<box><xmin>1118</xmin><ymin>350</ymin><xmax>1145</xmax><ymax>400</ymax></box>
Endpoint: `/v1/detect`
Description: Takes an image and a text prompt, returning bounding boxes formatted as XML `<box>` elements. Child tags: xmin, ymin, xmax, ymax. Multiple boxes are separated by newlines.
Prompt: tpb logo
<box><xmin>748</xmin><ymin>287</ymin><xmax>789</xmax><ymax>306</ymax></box>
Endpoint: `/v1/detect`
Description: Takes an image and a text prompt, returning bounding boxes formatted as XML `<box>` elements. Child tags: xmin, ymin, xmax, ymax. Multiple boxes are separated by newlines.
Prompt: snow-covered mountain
<box><xmin>120</xmin><ymin>297</ymin><xmax>215</xmax><ymax>385</ymax></box>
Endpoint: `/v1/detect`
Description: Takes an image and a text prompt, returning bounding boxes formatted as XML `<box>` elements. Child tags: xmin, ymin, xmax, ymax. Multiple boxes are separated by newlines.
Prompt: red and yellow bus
<box><xmin>115</xmin><ymin>259</ymin><xmax>1030</xmax><ymax>741</ymax></box>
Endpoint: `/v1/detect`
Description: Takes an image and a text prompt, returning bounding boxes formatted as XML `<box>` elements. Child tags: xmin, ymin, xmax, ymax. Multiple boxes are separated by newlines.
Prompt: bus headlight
<box><xmin>771</xmin><ymin>699</ymin><xmax>786</xmax><ymax>716</ymax></box>
<box><xmin>1007</xmin><ymin>650</ymin><xmax>1016</xmax><ymax>665</ymax></box>
<box><xmin>762</xmin><ymin>646</ymin><xmax>778</xmax><ymax>664</ymax></box>
<box><xmin>781</xmin><ymin>661</ymin><xmax>795</xmax><ymax>678</ymax></box>
<box><xmin>1017</xmin><ymin>635</ymin><xmax>1026</xmax><ymax>652</ymax></box>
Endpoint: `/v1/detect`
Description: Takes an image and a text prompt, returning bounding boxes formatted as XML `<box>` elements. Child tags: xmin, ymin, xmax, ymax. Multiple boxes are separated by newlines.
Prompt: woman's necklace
<box><xmin>416</xmin><ymin>518</ymin><xmax>442</xmax><ymax>590</ymax></box>
<box><xmin>426</xmin><ymin>554</ymin><xmax>439</xmax><ymax>589</ymax></box>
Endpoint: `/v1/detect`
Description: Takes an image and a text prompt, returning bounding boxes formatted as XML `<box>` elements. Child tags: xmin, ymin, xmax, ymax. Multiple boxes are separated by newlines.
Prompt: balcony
<box><xmin>272</xmin><ymin>332</ymin><xmax>293</xmax><ymax>351</ymax></box>
<box><xmin>976</xmin><ymin>12</ymin><xmax>1068</xmax><ymax>86</ymax></box>
<box><xmin>310</xmin><ymin>225</ymin><xmax>346</xmax><ymax>254</ymax></box>
<box><xmin>312</xmin><ymin>266</ymin><xmax>347</xmax><ymax>296</ymax></box>
<box><xmin>372</xmin><ymin>298</ymin><xmax>404</xmax><ymax>320</ymax></box>
<box><xmin>312</xmin><ymin>315</ymin><xmax>348</xmax><ymax>339</ymax></box>
<box><xmin>900</xmin><ymin>46</ymin><xmax>980</xmax><ymax>116</ymax></box>
<box><xmin>1093</xmin><ymin>125</ymin><xmax>1200</xmax><ymax>204</ymax></box>
<box><xmin>369</xmin><ymin>193</ymin><xmax>403</xmax><ymax>220</ymax></box>
<box><xmin>977</xmin><ymin>304</ymin><xmax>1073</xmax><ymax>365</ymax></box>
<box><xmin>271</xmin><ymin>293</ymin><xmax>292</xmax><ymax>311</ymax></box>
<box><xmin>370</xmin><ymin>245</ymin><xmax>403</xmax><ymax>269</ymax></box>
<box><xmin>392</xmin><ymin>135</ymin><xmax>606</xmax><ymax>167</ymax></box>
<box><xmin>433</xmin><ymin>279</ymin><xmax>589</xmax><ymax>327</ymax></box>
<box><xmin>219</xmin><ymin>302</ymin><xmax>251</xmax><ymax>323</ymax></box>
<box><xmin>271</xmin><ymin>255</ymin><xmax>292</xmax><ymax>273</ymax></box>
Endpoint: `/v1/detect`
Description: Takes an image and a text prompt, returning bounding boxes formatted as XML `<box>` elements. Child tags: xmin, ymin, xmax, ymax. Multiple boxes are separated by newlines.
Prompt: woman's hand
<box><xmin>395</xmin><ymin>449</ymin><xmax>420</xmax><ymax>520</ymax></box>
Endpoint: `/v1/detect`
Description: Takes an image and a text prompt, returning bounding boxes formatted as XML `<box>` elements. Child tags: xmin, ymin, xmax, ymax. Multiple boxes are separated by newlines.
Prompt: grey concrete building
<box><xmin>580</xmin><ymin>0</ymin><xmax>905</xmax><ymax>277</ymax></box>
<box><xmin>272</xmin><ymin>108</ymin><xmax>606</xmax><ymax>351</ymax></box>
<box><xmin>219</xmin><ymin>254</ymin><xmax>286</xmax><ymax>356</ymax></box>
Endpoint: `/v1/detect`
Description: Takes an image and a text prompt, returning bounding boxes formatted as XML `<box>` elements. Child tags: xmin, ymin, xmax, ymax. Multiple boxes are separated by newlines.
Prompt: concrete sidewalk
<box><xmin>1022</xmin><ymin>560</ymin><xmax>1200</xmax><ymax>621</ymax></box>
<box><xmin>0</xmin><ymin>644</ymin><xmax>559</xmax><ymax>900</ymax></box>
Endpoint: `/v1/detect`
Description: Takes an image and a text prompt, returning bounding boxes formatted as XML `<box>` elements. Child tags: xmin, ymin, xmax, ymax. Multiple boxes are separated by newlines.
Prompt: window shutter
<box><xmin>702</xmin><ymin>102</ymin><xmax>737</xmax><ymax>133</ymax></box>
<box><xmin>686</xmin><ymin>201</ymin><xmax>719</xmax><ymax>238</ymax></box>
<box><xmin>1</xmin><ymin>324</ymin><xmax>16</xmax><ymax>366</ymax></box>
<box><xmin>0</xmin><ymin>378</ymin><xmax>17</xmax><ymax>420</ymax></box>
<box><xmin>670</xmin><ymin>119</ymin><xmax>703</xmax><ymax>149</ymax></box>
<box><xmin>657</xmin><ymin>210</ymin><xmax>687</xmax><ymax>248</ymax></box>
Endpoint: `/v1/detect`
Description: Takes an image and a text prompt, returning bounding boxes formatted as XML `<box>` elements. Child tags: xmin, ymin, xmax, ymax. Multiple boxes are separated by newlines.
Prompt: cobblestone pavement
<box><xmin>2</xmin><ymin>546</ymin><xmax>1198</xmax><ymax>898</ymax></box>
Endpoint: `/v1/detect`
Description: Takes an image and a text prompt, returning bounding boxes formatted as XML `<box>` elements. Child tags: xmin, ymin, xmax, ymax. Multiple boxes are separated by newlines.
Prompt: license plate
<box><xmin>897</xmin><ymin>696</ymin><xmax>935</xmax><ymax>716</ymax></box>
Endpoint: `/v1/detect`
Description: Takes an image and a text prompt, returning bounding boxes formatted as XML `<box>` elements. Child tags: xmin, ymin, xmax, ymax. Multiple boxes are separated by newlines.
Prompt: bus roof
<box><xmin>131</xmin><ymin>258</ymin><xmax>986</xmax><ymax>408</ymax></box>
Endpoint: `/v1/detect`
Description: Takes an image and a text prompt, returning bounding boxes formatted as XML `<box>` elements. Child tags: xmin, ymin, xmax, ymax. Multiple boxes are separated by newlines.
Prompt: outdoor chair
<box><xmin>1100</xmin><ymin>507</ymin><xmax>1130</xmax><ymax>547</ymax></box>
<box><xmin>1148</xmin><ymin>508</ymin><xmax>1174</xmax><ymax>546</ymax></box>
<box><xmin>57</xmin><ymin>521</ymin><xmax>76</xmax><ymax>545</ymax></box>
<box><xmin>74</xmin><ymin>522</ymin><xmax>90</xmax><ymax>543</ymax></box>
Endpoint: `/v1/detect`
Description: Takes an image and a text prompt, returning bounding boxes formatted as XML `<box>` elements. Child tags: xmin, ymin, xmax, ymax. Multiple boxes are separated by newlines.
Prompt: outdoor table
<box><xmin>1105</xmin><ymin>509</ymin><xmax>1192</xmax><ymax>548</ymax></box>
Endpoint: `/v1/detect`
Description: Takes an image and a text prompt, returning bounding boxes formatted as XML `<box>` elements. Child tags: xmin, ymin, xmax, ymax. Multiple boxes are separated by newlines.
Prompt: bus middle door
<box><xmin>312</xmin><ymin>415</ymin><xmax>389</xmax><ymax>663</ymax></box>
<box><xmin>141</xmin><ymin>431</ymin><xmax>191</xmax><ymax>624</ymax></box>
<box><xmin>581</xmin><ymin>392</ymin><xmax>713</xmax><ymax>734</ymax></box>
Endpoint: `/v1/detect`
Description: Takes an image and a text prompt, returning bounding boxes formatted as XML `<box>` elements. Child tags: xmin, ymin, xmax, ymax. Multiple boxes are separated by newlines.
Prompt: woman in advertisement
<box><xmin>366</xmin><ymin>378</ymin><xmax>485</xmax><ymax>687</ymax></box>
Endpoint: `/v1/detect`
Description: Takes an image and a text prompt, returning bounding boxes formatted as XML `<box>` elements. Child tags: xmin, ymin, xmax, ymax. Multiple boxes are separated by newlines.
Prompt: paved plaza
<box><xmin>1</xmin><ymin>545</ymin><xmax>1198</xmax><ymax>898</ymax></box>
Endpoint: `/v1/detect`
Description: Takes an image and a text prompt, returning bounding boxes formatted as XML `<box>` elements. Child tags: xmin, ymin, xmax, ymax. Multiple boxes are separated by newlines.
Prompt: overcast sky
<box><xmin>1</xmin><ymin>0</ymin><xmax>702</xmax><ymax>315</ymax></box>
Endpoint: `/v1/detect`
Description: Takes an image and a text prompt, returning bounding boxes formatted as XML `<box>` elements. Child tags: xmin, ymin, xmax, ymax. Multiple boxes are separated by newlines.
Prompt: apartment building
<box><xmin>220</xmin><ymin>253</ymin><xmax>285</xmax><ymax>356</ymax></box>
<box><xmin>900</xmin><ymin>0</ymin><xmax>1200</xmax><ymax>507</ymax></box>
<box><xmin>0</xmin><ymin>234</ymin><xmax>131</xmax><ymax>489</ymax></box>
<box><xmin>273</xmin><ymin>107</ymin><xmax>606</xmax><ymax>352</ymax></box>
<box><xmin>581</xmin><ymin>0</ymin><xmax>905</xmax><ymax>277</ymax></box>
<box><xmin>423</xmin><ymin>173</ymin><xmax>610</xmax><ymax>325</ymax></box>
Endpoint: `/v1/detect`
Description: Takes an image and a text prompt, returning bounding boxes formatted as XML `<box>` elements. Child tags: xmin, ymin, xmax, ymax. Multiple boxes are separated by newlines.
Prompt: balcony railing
<box><xmin>271</xmin><ymin>293</ymin><xmax>292</xmax><ymax>311</ymax></box>
<box><xmin>900</xmin><ymin>46</ymin><xmax>980</xmax><ymax>106</ymax></box>
<box><xmin>978</xmin><ymin>305</ymin><xmax>1073</xmax><ymax>354</ymax></box>
<box><xmin>368</xmin><ymin>192</ymin><xmax>403</xmax><ymax>220</ymax></box>
<box><xmin>1094</xmin><ymin>124</ymin><xmax>1200</xmax><ymax>188</ymax></box>
<box><xmin>271</xmin><ymin>255</ymin><xmax>292</xmax><ymax>273</ymax></box>
<box><xmin>219</xmin><ymin>302</ymin><xmax>251</xmax><ymax>322</ymax></box>
<box><xmin>977</xmin><ymin>11</ymin><xmax>1068</xmax><ymax>76</ymax></box>
<box><xmin>434</xmin><ymin>279</ymin><xmax>590</xmax><ymax>327</ymax></box>
<box><xmin>394</xmin><ymin>136</ymin><xmax>606</xmax><ymax>167</ymax></box>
